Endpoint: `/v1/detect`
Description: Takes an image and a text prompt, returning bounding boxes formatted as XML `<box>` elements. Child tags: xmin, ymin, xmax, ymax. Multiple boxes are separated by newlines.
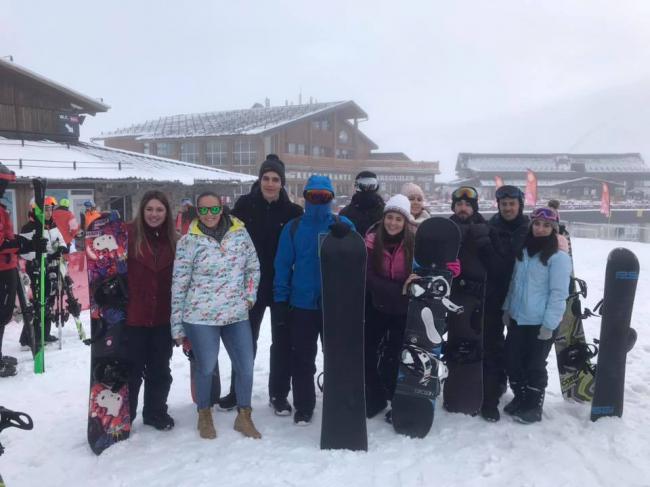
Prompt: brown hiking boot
<box><xmin>197</xmin><ymin>408</ymin><xmax>217</xmax><ymax>439</ymax></box>
<box><xmin>234</xmin><ymin>407</ymin><xmax>262</xmax><ymax>439</ymax></box>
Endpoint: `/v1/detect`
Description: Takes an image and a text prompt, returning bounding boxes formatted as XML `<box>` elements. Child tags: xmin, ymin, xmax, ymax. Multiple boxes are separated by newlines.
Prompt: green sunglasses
<box><xmin>198</xmin><ymin>206</ymin><xmax>222</xmax><ymax>216</ymax></box>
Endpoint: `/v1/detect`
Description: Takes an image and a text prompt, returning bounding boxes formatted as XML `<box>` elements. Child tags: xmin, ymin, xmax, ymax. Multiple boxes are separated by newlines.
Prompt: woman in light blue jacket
<box><xmin>501</xmin><ymin>207</ymin><xmax>571</xmax><ymax>424</ymax></box>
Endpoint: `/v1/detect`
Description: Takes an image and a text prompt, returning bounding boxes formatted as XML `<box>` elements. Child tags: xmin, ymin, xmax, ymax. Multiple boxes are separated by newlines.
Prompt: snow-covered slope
<box><xmin>1</xmin><ymin>238</ymin><xmax>649</xmax><ymax>487</ymax></box>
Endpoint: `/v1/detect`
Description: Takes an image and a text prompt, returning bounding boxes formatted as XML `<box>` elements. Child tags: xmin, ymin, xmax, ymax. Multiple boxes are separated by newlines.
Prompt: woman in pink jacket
<box><xmin>364</xmin><ymin>195</ymin><xmax>416</xmax><ymax>419</ymax></box>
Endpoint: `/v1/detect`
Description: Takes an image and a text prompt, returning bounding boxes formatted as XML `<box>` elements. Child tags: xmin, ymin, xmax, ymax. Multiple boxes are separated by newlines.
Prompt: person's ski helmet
<box><xmin>0</xmin><ymin>161</ymin><xmax>16</xmax><ymax>196</ymax></box>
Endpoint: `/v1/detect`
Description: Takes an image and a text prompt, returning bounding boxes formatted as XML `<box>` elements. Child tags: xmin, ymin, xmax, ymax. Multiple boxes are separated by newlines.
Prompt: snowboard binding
<box><xmin>408</xmin><ymin>275</ymin><xmax>464</xmax><ymax>314</ymax></box>
<box><xmin>0</xmin><ymin>406</ymin><xmax>34</xmax><ymax>457</ymax></box>
<box><xmin>400</xmin><ymin>344</ymin><xmax>444</xmax><ymax>394</ymax></box>
<box><xmin>557</xmin><ymin>342</ymin><xmax>598</xmax><ymax>375</ymax></box>
<box><xmin>93</xmin><ymin>360</ymin><xmax>130</xmax><ymax>393</ymax></box>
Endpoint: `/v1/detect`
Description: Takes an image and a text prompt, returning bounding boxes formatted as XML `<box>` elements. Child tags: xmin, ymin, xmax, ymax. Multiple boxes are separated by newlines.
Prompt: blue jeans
<box><xmin>183</xmin><ymin>320</ymin><xmax>254</xmax><ymax>410</ymax></box>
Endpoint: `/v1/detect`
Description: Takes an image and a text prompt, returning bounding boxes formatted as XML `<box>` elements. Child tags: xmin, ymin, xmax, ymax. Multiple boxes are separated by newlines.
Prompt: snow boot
<box><xmin>0</xmin><ymin>361</ymin><xmax>17</xmax><ymax>377</ymax></box>
<box><xmin>197</xmin><ymin>408</ymin><xmax>217</xmax><ymax>439</ymax></box>
<box><xmin>503</xmin><ymin>381</ymin><xmax>527</xmax><ymax>416</ymax></box>
<box><xmin>0</xmin><ymin>355</ymin><xmax>18</xmax><ymax>366</ymax></box>
<box><xmin>217</xmin><ymin>392</ymin><xmax>237</xmax><ymax>411</ymax></box>
<box><xmin>513</xmin><ymin>386</ymin><xmax>545</xmax><ymax>424</ymax></box>
<box><xmin>143</xmin><ymin>412</ymin><xmax>175</xmax><ymax>431</ymax></box>
<box><xmin>234</xmin><ymin>407</ymin><xmax>262</xmax><ymax>439</ymax></box>
<box><xmin>293</xmin><ymin>410</ymin><xmax>313</xmax><ymax>426</ymax></box>
<box><xmin>269</xmin><ymin>397</ymin><xmax>292</xmax><ymax>416</ymax></box>
<box><xmin>481</xmin><ymin>405</ymin><xmax>500</xmax><ymax>422</ymax></box>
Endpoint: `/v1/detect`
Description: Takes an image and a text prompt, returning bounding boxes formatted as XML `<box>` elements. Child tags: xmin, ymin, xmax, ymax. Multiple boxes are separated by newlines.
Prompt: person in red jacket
<box><xmin>0</xmin><ymin>163</ymin><xmax>46</xmax><ymax>377</ymax></box>
<box><xmin>52</xmin><ymin>198</ymin><xmax>79</xmax><ymax>249</ymax></box>
<box><xmin>126</xmin><ymin>190</ymin><xmax>177</xmax><ymax>430</ymax></box>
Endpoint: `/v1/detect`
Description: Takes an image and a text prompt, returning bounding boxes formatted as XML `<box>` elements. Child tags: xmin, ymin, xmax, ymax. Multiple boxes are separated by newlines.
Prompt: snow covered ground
<box><xmin>1</xmin><ymin>237</ymin><xmax>649</xmax><ymax>487</ymax></box>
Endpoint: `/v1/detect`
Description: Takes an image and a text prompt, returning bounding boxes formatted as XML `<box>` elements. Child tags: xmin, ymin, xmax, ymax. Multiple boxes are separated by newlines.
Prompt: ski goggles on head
<box><xmin>495</xmin><ymin>185</ymin><xmax>523</xmax><ymax>200</ymax></box>
<box><xmin>452</xmin><ymin>187</ymin><xmax>478</xmax><ymax>200</ymax></box>
<box><xmin>355</xmin><ymin>177</ymin><xmax>378</xmax><ymax>192</ymax></box>
<box><xmin>197</xmin><ymin>205</ymin><xmax>222</xmax><ymax>216</ymax></box>
<box><xmin>530</xmin><ymin>207</ymin><xmax>558</xmax><ymax>223</ymax></box>
<box><xmin>304</xmin><ymin>189</ymin><xmax>334</xmax><ymax>205</ymax></box>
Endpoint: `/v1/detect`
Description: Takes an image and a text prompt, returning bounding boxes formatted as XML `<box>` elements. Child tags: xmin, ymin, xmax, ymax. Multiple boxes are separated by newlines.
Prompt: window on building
<box><xmin>336</xmin><ymin>148</ymin><xmax>353</xmax><ymax>159</ymax></box>
<box><xmin>311</xmin><ymin>119</ymin><xmax>330</xmax><ymax>131</ymax></box>
<box><xmin>143</xmin><ymin>142</ymin><xmax>150</xmax><ymax>154</ymax></box>
<box><xmin>287</xmin><ymin>143</ymin><xmax>306</xmax><ymax>155</ymax></box>
<box><xmin>206</xmin><ymin>140</ymin><xmax>228</xmax><ymax>166</ymax></box>
<box><xmin>338</xmin><ymin>130</ymin><xmax>349</xmax><ymax>144</ymax></box>
<box><xmin>312</xmin><ymin>145</ymin><xmax>326</xmax><ymax>157</ymax></box>
<box><xmin>180</xmin><ymin>141</ymin><xmax>200</xmax><ymax>163</ymax></box>
<box><xmin>156</xmin><ymin>142</ymin><xmax>175</xmax><ymax>158</ymax></box>
<box><xmin>234</xmin><ymin>139</ymin><xmax>256</xmax><ymax>172</ymax></box>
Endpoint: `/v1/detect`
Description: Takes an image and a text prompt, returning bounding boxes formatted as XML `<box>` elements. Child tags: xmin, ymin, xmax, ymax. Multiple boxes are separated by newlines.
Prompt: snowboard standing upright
<box><xmin>320</xmin><ymin>230</ymin><xmax>367</xmax><ymax>451</ymax></box>
<box><xmin>554</xmin><ymin>229</ymin><xmax>597</xmax><ymax>402</ymax></box>
<box><xmin>591</xmin><ymin>247</ymin><xmax>639</xmax><ymax>421</ymax></box>
<box><xmin>392</xmin><ymin>217</ymin><xmax>462</xmax><ymax>438</ymax></box>
<box><xmin>85</xmin><ymin>211</ymin><xmax>130</xmax><ymax>455</ymax></box>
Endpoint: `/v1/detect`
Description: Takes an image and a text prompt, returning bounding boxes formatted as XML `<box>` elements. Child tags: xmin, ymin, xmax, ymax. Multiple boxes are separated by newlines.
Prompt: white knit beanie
<box><xmin>401</xmin><ymin>182</ymin><xmax>425</xmax><ymax>199</ymax></box>
<box><xmin>384</xmin><ymin>194</ymin><xmax>413</xmax><ymax>222</ymax></box>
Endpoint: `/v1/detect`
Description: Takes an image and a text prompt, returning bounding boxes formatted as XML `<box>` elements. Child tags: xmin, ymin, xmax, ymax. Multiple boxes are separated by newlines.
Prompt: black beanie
<box><xmin>355</xmin><ymin>170</ymin><xmax>377</xmax><ymax>181</ymax></box>
<box><xmin>451</xmin><ymin>186</ymin><xmax>479</xmax><ymax>213</ymax></box>
<box><xmin>259</xmin><ymin>154</ymin><xmax>286</xmax><ymax>186</ymax></box>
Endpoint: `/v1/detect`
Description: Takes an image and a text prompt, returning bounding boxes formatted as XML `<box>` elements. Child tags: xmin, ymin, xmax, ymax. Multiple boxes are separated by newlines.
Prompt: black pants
<box><xmin>365</xmin><ymin>305</ymin><xmax>406</xmax><ymax>410</ymax></box>
<box><xmin>223</xmin><ymin>298</ymin><xmax>292</xmax><ymax>401</ymax></box>
<box><xmin>0</xmin><ymin>269</ymin><xmax>18</xmax><ymax>356</ymax></box>
<box><xmin>289</xmin><ymin>307</ymin><xmax>323</xmax><ymax>413</ymax></box>
<box><xmin>482</xmin><ymin>304</ymin><xmax>507</xmax><ymax>408</ymax></box>
<box><xmin>126</xmin><ymin>325</ymin><xmax>174</xmax><ymax>421</ymax></box>
<box><xmin>505</xmin><ymin>322</ymin><xmax>554</xmax><ymax>391</ymax></box>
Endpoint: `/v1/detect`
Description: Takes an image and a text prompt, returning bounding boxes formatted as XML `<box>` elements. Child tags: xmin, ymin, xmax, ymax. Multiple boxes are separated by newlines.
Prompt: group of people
<box><xmin>0</xmin><ymin>154</ymin><xmax>571</xmax><ymax>442</ymax></box>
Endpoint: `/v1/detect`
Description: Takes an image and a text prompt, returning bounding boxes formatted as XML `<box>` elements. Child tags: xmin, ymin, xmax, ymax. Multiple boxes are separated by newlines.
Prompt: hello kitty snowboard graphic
<box><xmin>85</xmin><ymin>211</ymin><xmax>130</xmax><ymax>455</ymax></box>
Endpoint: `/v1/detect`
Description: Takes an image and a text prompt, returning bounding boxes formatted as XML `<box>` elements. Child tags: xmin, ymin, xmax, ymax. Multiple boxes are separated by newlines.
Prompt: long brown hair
<box><xmin>132</xmin><ymin>190</ymin><xmax>177</xmax><ymax>258</ymax></box>
<box><xmin>371</xmin><ymin>215</ymin><xmax>415</xmax><ymax>276</ymax></box>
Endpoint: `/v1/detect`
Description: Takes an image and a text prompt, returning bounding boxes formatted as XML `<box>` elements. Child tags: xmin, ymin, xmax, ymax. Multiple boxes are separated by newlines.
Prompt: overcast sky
<box><xmin>3</xmin><ymin>0</ymin><xmax>650</xmax><ymax>179</ymax></box>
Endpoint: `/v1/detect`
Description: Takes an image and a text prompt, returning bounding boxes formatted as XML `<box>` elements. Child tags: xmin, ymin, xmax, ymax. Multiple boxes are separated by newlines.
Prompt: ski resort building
<box><xmin>95</xmin><ymin>101</ymin><xmax>440</xmax><ymax>199</ymax></box>
<box><xmin>451</xmin><ymin>153</ymin><xmax>650</xmax><ymax>201</ymax></box>
<box><xmin>0</xmin><ymin>58</ymin><xmax>254</xmax><ymax>229</ymax></box>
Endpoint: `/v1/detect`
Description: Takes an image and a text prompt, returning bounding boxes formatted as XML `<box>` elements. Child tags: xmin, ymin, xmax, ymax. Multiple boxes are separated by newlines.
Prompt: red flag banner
<box><xmin>524</xmin><ymin>169</ymin><xmax>537</xmax><ymax>207</ymax></box>
<box><xmin>600</xmin><ymin>182</ymin><xmax>611</xmax><ymax>217</ymax></box>
<box><xmin>494</xmin><ymin>176</ymin><xmax>504</xmax><ymax>189</ymax></box>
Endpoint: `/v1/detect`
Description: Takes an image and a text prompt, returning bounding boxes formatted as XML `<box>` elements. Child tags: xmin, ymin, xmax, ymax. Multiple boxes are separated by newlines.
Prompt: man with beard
<box><xmin>482</xmin><ymin>186</ymin><xmax>530</xmax><ymax>421</ymax></box>
<box><xmin>444</xmin><ymin>186</ymin><xmax>494</xmax><ymax>415</ymax></box>
<box><xmin>339</xmin><ymin>171</ymin><xmax>384</xmax><ymax>236</ymax></box>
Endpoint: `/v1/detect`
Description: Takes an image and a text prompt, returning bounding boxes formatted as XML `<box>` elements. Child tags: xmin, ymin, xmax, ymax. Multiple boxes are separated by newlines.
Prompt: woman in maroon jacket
<box><xmin>126</xmin><ymin>190</ymin><xmax>176</xmax><ymax>430</ymax></box>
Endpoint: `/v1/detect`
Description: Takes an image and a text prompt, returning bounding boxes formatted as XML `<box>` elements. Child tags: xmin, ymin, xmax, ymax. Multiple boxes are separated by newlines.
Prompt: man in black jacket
<box><xmin>482</xmin><ymin>185</ymin><xmax>530</xmax><ymax>421</ymax></box>
<box><xmin>445</xmin><ymin>187</ymin><xmax>495</xmax><ymax>416</ymax></box>
<box><xmin>218</xmin><ymin>154</ymin><xmax>303</xmax><ymax>415</ymax></box>
<box><xmin>339</xmin><ymin>171</ymin><xmax>384</xmax><ymax>236</ymax></box>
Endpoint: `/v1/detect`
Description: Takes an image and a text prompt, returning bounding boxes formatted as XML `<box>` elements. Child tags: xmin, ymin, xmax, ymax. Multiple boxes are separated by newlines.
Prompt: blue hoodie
<box><xmin>273</xmin><ymin>175</ymin><xmax>355</xmax><ymax>310</ymax></box>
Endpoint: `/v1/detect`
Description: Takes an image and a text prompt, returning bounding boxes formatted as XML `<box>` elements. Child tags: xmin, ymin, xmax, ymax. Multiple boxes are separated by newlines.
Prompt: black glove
<box><xmin>29</xmin><ymin>237</ymin><xmax>48</xmax><ymax>254</ymax></box>
<box><xmin>272</xmin><ymin>302</ymin><xmax>290</xmax><ymax>327</ymax></box>
<box><xmin>329</xmin><ymin>221</ymin><xmax>351</xmax><ymax>238</ymax></box>
<box><xmin>469</xmin><ymin>224</ymin><xmax>491</xmax><ymax>249</ymax></box>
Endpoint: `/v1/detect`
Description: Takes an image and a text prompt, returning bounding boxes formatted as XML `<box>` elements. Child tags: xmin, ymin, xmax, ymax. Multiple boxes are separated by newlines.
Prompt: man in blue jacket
<box><xmin>273</xmin><ymin>175</ymin><xmax>355</xmax><ymax>425</ymax></box>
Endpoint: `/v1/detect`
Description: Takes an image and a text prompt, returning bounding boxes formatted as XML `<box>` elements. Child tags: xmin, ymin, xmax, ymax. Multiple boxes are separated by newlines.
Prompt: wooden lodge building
<box><xmin>95</xmin><ymin>100</ymin><xmax>440</xmax><ymax>200</ymax></box>
<box><xmin>0</xmin><ymin>58</ymin><xmax>254</xmax><ymax>229</ymax></box>
<box><xmin>451</xmin><ymin>152</ymin><xmax>650</xmax><ymax>202</ymax></box>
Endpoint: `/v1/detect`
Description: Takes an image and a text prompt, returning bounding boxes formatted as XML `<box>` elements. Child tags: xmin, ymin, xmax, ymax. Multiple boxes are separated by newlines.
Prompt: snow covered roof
<box><xmin>457</xmin><ymin>153</ymin><xmax>650</xmax><ymax>173</ymax></box>
<box><xmin>0</xmin><ymin>137</ymin><xmax>256</xmax><ymax>185</ymax></box>
<box><xmin>95</xmin><ymin>101</ymin><xmax>370</xmax><ymax>141</ymax></box>
<box><xmin>0</xmin><ymin>58</ymin><xmax>110</xmax><ymax>115</ymax></box>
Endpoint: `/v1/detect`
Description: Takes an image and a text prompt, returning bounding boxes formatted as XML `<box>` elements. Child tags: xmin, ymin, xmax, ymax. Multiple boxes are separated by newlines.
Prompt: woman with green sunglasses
<box><xmin>171</xmin><ymin>191</ymin><xmax>262</xmax><ymax>440</ymax></box>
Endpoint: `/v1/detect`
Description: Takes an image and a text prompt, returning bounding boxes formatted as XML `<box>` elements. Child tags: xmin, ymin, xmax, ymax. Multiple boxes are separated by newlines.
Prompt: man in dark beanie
<box><xmin>218</xmin><ymin>154</ymin><xmax>302</xmax><ymax>415</ymax></box>
<box><xmin>339</xmin><ymin>170</ymin><xmax>384</xmax><ymax>236</ymax></box>
<box><xmin>482</xmin><ymin>185</ymin><xmax>529</xmax><ymax>422</ymax></box>
<box><xmin>444</xmin><ymin>186</ymin><xmax>496</xmax><ymax>417</ymax></box>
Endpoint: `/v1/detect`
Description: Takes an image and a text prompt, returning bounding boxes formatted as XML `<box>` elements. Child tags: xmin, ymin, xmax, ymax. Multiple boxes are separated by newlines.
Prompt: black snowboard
<box><xmin>320</xmin><ymin>230</ymin><xmax>367</xmax><ymax>451</ymax></box>
<box><xmin>392</xmin><ymin>217</ymin><xmax>462</xmax><ymax>438</ymax></box>
<box><xmin>591</xmin><ymin>247</ymin><xmax>639</xmax><ymax>421</ymax></box>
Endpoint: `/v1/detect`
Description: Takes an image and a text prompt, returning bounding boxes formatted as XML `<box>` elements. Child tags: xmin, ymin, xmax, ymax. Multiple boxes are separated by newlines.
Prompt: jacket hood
<box><xmin>187</xmin><ymin>216</ymin><xmax>245</xmax><ymax>236</ymax></box>
<box><xmin>304</xmin><ymin>175</ymin><xmax>334</xmax><ymax>195</ymax></box>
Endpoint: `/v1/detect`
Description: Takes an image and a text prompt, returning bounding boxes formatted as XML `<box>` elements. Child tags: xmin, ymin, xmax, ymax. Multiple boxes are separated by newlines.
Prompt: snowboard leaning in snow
<box><xmin>591</xmin><ymin>247</ymin><xmax>639</xmax><ymax>421</ymax></box>
<box><xmin>554</xmin><ymin>228</ymin><xmax>598</xmax><ymax>402</ymax></box>
<box><xmin>319</xmin><ymin>230</ymin><xmax>368</xmax><ymax>451</ymax></box>
<box><xmin>392</xmin><ymin>217</ymin><xmax>462</xmax><ymax>438</ymax></box>
<box><xmin>85</xmin><ymin>212</ymin><xmax>130</xmax><ymax>455</ymax></box>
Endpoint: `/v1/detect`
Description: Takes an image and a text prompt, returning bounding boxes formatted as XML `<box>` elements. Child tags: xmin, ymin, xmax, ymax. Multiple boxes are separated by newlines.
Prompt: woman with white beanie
<box><xmin>363</xmin><ymin>194</ymin><xmax>416</xmax><ymax>419</ymax></box>
<box><xmin>401</xmin><ymin>183</ymin><xmax>430</xmax><ymax>225</ymax></box>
